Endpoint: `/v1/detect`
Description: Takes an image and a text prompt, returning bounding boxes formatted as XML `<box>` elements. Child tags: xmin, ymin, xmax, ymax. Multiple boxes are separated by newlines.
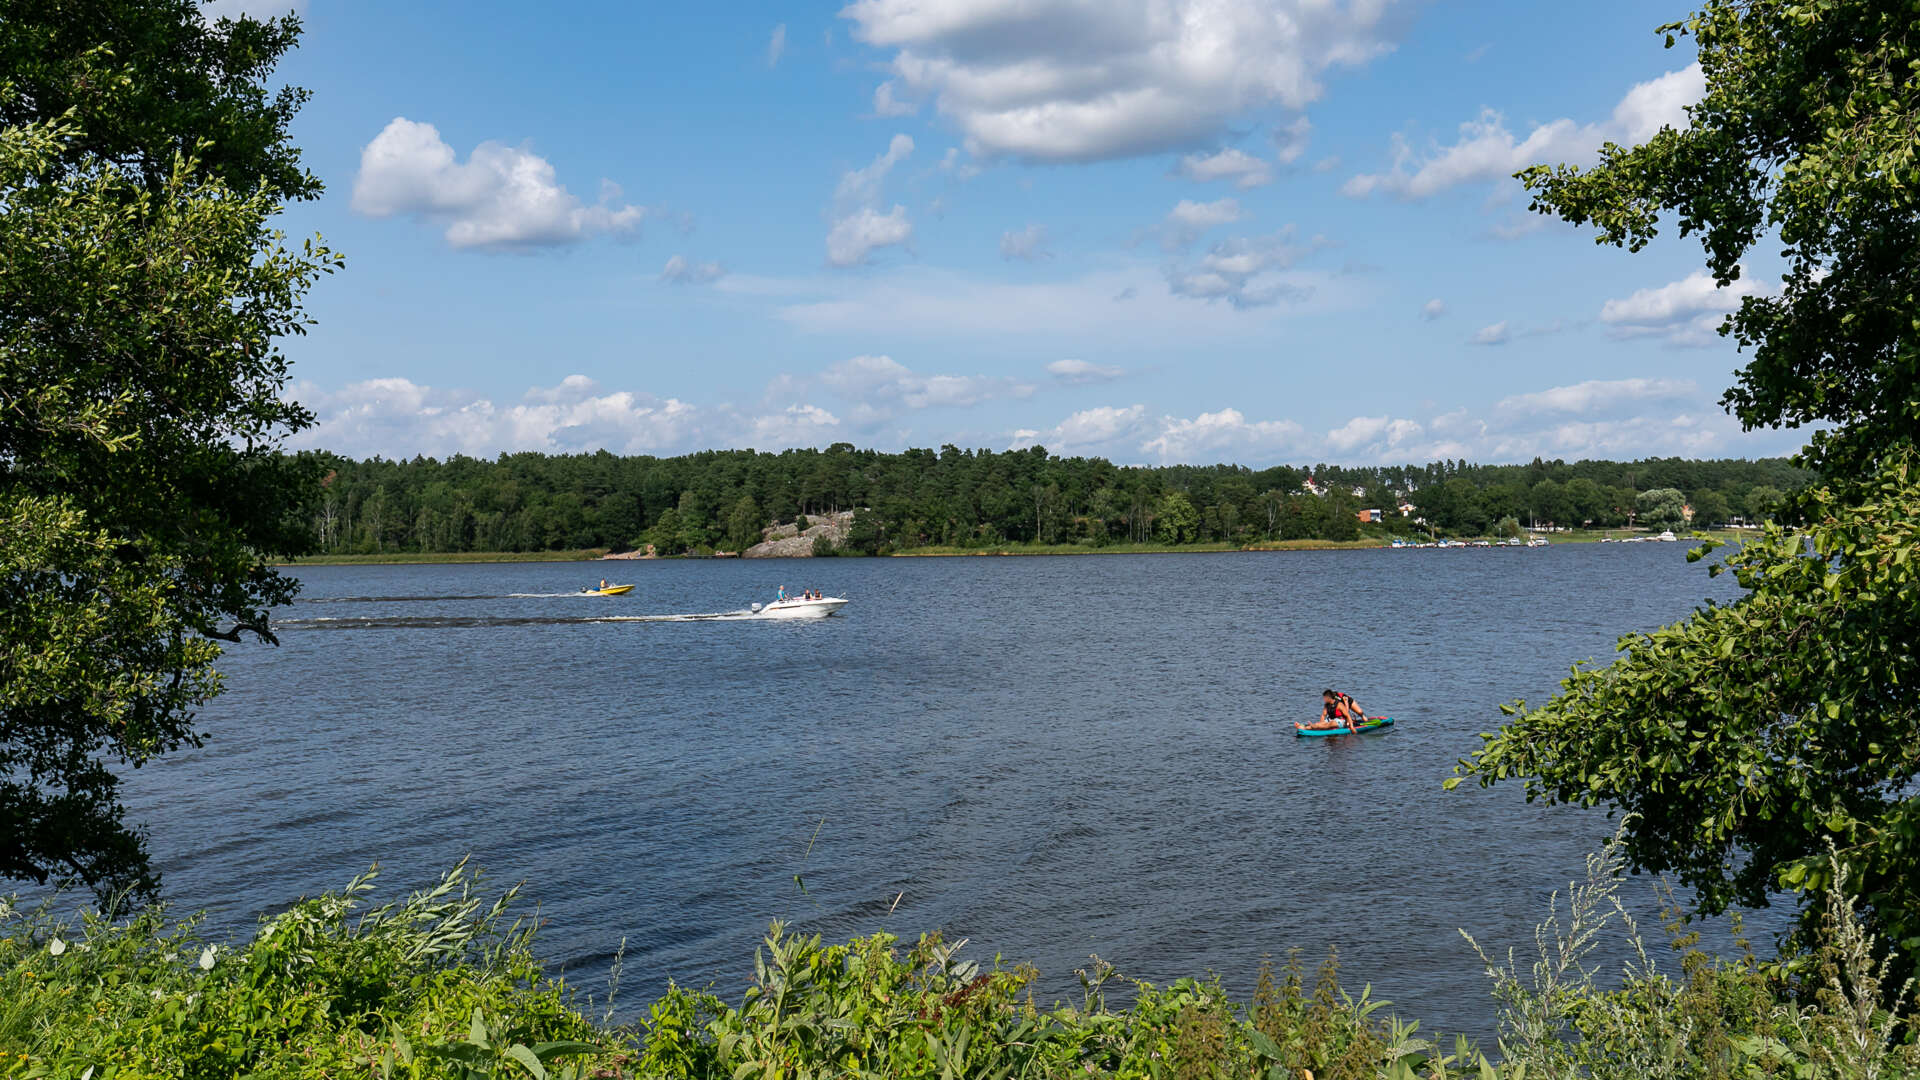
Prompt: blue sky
<box><xmin>235</xmin><ymin>0</ymin><xmax>1807</xmax><ymax>466</ymax></box>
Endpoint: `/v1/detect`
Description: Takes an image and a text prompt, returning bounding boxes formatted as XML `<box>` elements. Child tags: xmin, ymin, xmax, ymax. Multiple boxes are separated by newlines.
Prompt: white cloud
<box><xmin>1345</xmin><ymin>63</ymin><xmax>1702</xmax><ymax>200</ymax></box>
<box><xmin>1599</xmin><ymin>267</ymin><xmax>1764</xmax><ymax>345</ymax></box>
<box><xmin>1000</xmin><ymin>223</ymin><xmax>1051</xmax><ymax>260</ymax></box>
<box><xmin>842</xmin><ymin>0</ymin><xmax>1402</xmax><ymax>163</ymax></box>
<box><xmin>827</xmin><ymin>206</ymin><xmax>913</xmax><ymax>266</ymax></box>
<box><xmin>768</xmin><ymin>23</ymin><xmax>787</xmax><ymax>67</ymax></box>
<box><xmin>750</xmin><ymin>404</ymin><xmax>842</xmax><ymax>448</ymax></box>
<box><xmin>1497</xmin><ymin>377</ymin><xmax>1698</xmax><ymax>416</ymax></box>
<box><xmin>819</xmin><ymin>354</ymin><xmax>1036</xmax><ymax>424</ymax></box>
<box><xmin>1167</xmin><ymin>229</ymin><xmax>1310</xmax><ymax>308</ymax></box>
<box><xmin>834</xmin><ymin>133</ymin><xmax>915</xmax><ymax>205</ymax></box>
<box><xmin>1011</xmin><ymin>405</ymin><xmax>1152</xmax><ymax>454</ymax></box>
<box><xmin>1167</xmin><ymin>198</ymin><xmax>1244</xmax><ymax>229</ymax></box>
<box><xmin>1469</xmin><ymin>321</ymin><xmax>1510</xmax><ymax>345</ymax></box>
<box><xmin>873</xmin><ymin>81</ymin><xmax>919</xmax><ymax>116</ymax></box>
<box><xmin>286</xmin><ymin>370</ymin><xmax>1801</xmax><ymax>465</ymax></box>
<box><xmin>1142</xmin><ymin>409</ymin><xmax>1307</xmax><ymax>463</ymax></box>
<box><xmin>289</xmin><ymin>375</ymin><xmax>698</xmax><ymax>458</ymax></box>
<box><xmin>351</xmin><ymin>118</ymin><xmax>643</xmax><ymax>250</ymax></box>
<box><xmin>1177</xmin><ymin>148</ymin><xmax>1274</xmax><ymax>189</ymax></box>
<box><xmin>1420</xmin><ymin>298</ymin><xmax>1446</xmax><ymax>320</ymax></box>
<box><xmin>1047</xmin><ymin>358</ymin><xmax>1124</xmax><ymax>384</ymax></box>
<box><xmin>659</xmin><ymin>254</ymin><xmax>727</xmax><ymax>284</ymax></box>
<box><xmin>1326</xmin><ymin>415</ymin><xmax>1422</xmax><ymax>453</ymax></box>
<box><xmin>828</xmin><ymin>135</ymin><xmax>916</xmax><ymax>266</ymax></box>
<box><xmin>743</xmin><ymin>261</ymin><xmax>1352</xmax><ymax>341</ymax></box>
<box><xmin>1272</xmin><ymin>115</ymin><xmax>1312</xmax><ymax>165</ymax></box>
<box><xmin>1159</xmin><ymin>197</ymin><xmax>1245</xmax><ymax>251</ymax></box>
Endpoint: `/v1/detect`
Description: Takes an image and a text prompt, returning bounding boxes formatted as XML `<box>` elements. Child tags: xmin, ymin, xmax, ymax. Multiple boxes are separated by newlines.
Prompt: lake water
<box><xmin>119</xmin><ymin>544</ymin><xmax>1759</xmax><ymax>1035</ymax></box>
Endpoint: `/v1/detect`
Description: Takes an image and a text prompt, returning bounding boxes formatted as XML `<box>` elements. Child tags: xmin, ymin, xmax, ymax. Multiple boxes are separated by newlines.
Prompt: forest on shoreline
<box><xmin>303</xmin><ymin>447</ymin><xmax>1812</xmax><ymax>557</ymax></box>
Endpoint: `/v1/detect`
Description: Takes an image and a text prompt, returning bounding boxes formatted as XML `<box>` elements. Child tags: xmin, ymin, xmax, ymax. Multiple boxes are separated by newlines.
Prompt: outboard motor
<box><xmin>750</xmin><ymin>602</ymin><xmax>763</xmax><ymax>613</ymax></box>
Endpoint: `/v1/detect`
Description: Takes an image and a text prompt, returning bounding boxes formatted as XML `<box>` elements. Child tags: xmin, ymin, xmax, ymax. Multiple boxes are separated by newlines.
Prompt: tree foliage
<box><xmin>1518</xmin><ymin>0</ymin><xmax>1920</xmax><ymax>478</ymax></box>
<box><xmin>1453</xmin><ymin>460</ymin><xmax>1920</xmax><ymax>966</ymax></box>
<box><xmin>297</xmin><ymin>449</ymin><xmax>1809</xmax><ymax>556</ymax></box>
<box><xmin>0</xmin><ymin>4</ymin><xmax>332</xmax><ymax>895</ymax></box>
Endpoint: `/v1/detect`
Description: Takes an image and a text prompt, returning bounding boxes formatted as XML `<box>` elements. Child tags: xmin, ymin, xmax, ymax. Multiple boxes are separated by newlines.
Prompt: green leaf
<box><xmin>506</xmin><ymin>1044</ymin><xmax>547</xmax><ymax>1079</ymax></box>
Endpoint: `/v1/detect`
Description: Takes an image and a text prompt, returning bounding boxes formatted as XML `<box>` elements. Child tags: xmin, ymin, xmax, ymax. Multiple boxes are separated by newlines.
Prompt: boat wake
<box><xmin>273</xmin><ymin>609</ymin><xmax>787</xmax><ymax>631</ymax></box>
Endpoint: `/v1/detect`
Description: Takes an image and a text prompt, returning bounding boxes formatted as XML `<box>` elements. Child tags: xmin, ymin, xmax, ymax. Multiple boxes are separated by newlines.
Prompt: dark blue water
<box><xmin>118</xmin><ymin>544</ymin><xmax>1755</xmax><ymax>1034</ymax></box>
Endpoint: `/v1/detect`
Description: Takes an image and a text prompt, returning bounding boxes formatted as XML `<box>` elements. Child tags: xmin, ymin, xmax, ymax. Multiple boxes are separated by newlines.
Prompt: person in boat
<box><xmin>599</xmin><ymin>579</ymin><xmax>608</xmax><ymax>590</ymax></box>
<box><xmin>1310</xmin><ymin>689</ymin><xmax>1366</xmax><ymax>730</ymax></box>
<box><xmin>777</xmin><ymin>585</ymin><xmax>789</xmax><ymax>601</ymax></box>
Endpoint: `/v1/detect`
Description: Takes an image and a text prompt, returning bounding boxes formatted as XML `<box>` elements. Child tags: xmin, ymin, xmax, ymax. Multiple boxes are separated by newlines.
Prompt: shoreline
<box><xmin>276</xmin><ymin>529</ymin><xmax>1752</xmax><ymax>566</ymax></box>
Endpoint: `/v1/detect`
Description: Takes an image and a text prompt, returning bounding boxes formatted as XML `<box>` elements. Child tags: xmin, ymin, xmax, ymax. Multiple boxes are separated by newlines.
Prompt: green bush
<box><xmin>7</xmin><ymin>837</ymin><xmax>1918</xmax><ymax>1079</ymax></box>
<box><xmin>0</xmin><ymin>861</ymin><xmax>622</xmax><ymax>1079</ymax></box>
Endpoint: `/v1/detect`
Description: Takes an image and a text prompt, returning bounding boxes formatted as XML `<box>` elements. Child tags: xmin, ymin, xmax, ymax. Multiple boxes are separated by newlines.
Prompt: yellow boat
<box><xmin>596</xmin><ymin>584</ymin><xmax>634</xmax><ymax>596</ymax></box>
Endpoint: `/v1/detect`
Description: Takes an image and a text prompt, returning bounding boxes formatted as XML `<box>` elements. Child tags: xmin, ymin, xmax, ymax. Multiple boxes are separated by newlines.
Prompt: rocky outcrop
<box><xmin>743</xmin><ymin>511</ymin><xmax>853</xmax><ymax>558</ymax></box>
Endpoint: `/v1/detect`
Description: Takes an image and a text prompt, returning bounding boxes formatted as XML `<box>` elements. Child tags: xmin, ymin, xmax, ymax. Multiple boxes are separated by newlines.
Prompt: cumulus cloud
<box><xmin>827</xmin><ymin>206</ymin><xmax>913</xmax><ymax>267</ymax></box>
<box><xmin>1047</xmin><ymin>358</ymin><xmax>1124</xmax><ymax>384</ymax></box>
<box><xmin>768</xmin><ymin>23</ymin><xmax>787</xmax><ymax>67</ymax></box>
<box><xmin>819</xmin><ymin>354</ymin><xmax>1036</xmax><ymax>424</ymax></box>
<box><xmin>1420</xmin><ymin>298</ymin><xmax>1446</xmax><ymax>320</ymax></box>
<box><xmin>1159</xmin><ymin>197</ymin><xmax>1244</xmax><ymax>250</ymax></box>
<box><xmin>1167</xmin><ymin>228</ymin><xmax>1311</xmax><ymax>308</ymax></box>
<box><xmin>1271</xmin><ymin>115</ymin><xmax>1312</xmax><ymax>165</ymax></box>
<box><xmin>659</xmin><ymin>254</ymin><xmax>726</xmax><ymax>284</ymax></box>
<box><xmin>1469</xmin><ymin>321</ymin><xmax>1510</xmax><ymax>345</ymax></box>
<box><xmin>289</xmin><ymin>375</ymin><xmax>699</xmax><ymax>458</ymax></box>
<box><xmin>750</xmin><ymin>404</ymin><xmax>842</xmax><ymax>448</ymax></box>
<box><xmin>351</xmin><ymin>118</ymin><xmax>643</xmax><ymax>250</ymax></box>
<box><xmin>1326</xmin><ymin>415</ymin><xmax>1422</xmax><ymax>453</ymax></box>
<box><xmin>1000</xmin><ymin>223</ymin><xmax>1051</xmax><ymax>261</ymax></box>
<box><xmin>828</xmin><ymin>135</ymin><xmax>916</xmax><ymax>266</ymax></box>
<box><xmin>1599</xmin><ymin>267</ymin><xmax>1765</xmax><ymax>345</ymax></box>
<box><xmin>841</xmin><ymin>0</ymin><xmax>1402</xmax><ymax>163</ymax></box>
<box><xmin>1008</xmin><ymin>379</ymin><xmax>1794</xmax><ymax>465</ymax></box>
<box><xmin>1497</xmin><ymin>377</ymin><xmax>1698</xmax><ymax>416</ymax></box>
<box><xmin>1143</xmin><ymin>408</ymin><xmax>1307</xmax><ymax>462</ymax></box>
<box><xmin>872</xmin><ymin>81</ymin><xmax>919</xmax><ymax>117</ymax></box>
<box><xmin>1176</xmin><ymin>147</ymin><xmax>1274</xmax><ymax>189</ymax></box>
<box><xmin>1344</xmin><ymin>63</ymin><xmax>1703</xmax><ymax>200</ymax></box>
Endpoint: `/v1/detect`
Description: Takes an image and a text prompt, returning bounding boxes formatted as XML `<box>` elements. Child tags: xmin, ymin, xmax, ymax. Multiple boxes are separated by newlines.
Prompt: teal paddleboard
<box><xmin>1295</xmin><ymin>716</ymin><xmax>1394</xmax><ymax>737</ymax></box>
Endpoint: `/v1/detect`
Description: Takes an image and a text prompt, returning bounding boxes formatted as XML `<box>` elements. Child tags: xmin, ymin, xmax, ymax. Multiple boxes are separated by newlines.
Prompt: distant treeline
<box><xmin>299</xmin><ymin>446</ymin><xmax>1813</xmax><ymax>556</ymax></box>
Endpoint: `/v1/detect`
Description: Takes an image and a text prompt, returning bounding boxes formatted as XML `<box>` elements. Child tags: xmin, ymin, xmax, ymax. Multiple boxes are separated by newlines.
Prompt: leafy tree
<box><xmin>1518</xmin><ymin>0</ymin><xmax>1919</xmax><ymax>479</ymax></box>
<box><xmin>1155</xmin><ymin>492</ymin><xmax>1198</xmax><ymax>544</ymax></box>
<box><xmin>1635</xmin><ymin>488</ymin><xmax>1687</xmax><ymax>529</ymax></box>
<box><xmin>1564</xmin><ymin>477</ymin><xmax>1605</xmax><ymax>526</ymax></box>
<box><xmin>1529</xmin><ymin>479</ymin><xmax>1571</xmax><ymax>527</ymax></box>
<box><xmin>1746</xmin><ymin>485</ymin><xmax>1785</xmax><ymax>523</ymax></box>
<box><xmin>0</xmin><ymin>4</ymin><xmax>332</xmax><ymax>895</ymax></box>
<box><xmin>725</xmin><ymin>495</ymin><xmax>763</xmax><ymax>552</ymax></box>
<box><xmin>1466</xmin><ymin>0</ymin><xmax>1920</xmax><ymax>978</ymax></box>
<box><xmin>1689</xmin><ymin>488</ymin><xmax>1732</xmax><ymax>527</ymax></box>
<box><xmin>1453</xmin><ymin>460</ymin><xmax>1920</xmax><ymax>963</ymax></box>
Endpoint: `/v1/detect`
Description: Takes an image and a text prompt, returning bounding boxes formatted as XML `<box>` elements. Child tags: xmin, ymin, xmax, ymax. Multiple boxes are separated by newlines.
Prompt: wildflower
<box><xmin>198</xmin><ymin>945</ymin><xmax>217</xmax><ymax>970</ymax></box>
<box><xmin>48</xmin><ymin>937</ymin><xmax>66</xmax><ymax>956</ymax></box>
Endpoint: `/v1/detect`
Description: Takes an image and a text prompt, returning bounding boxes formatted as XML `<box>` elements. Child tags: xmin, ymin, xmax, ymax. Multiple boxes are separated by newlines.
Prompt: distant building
<box><xmin>1351</xmin><ymin>485</ymin><xmax>1367</xmax><ymax>497</ymax></box>
<box><xmin>1358</xmin><ymin>508</ymin><xmax>1383</xmax><ymax>523</ymax></box>
<box><xmin>1397</xmin><ymin>501</ymin><xmax>1416</xmax><ymax>517</ymax></box>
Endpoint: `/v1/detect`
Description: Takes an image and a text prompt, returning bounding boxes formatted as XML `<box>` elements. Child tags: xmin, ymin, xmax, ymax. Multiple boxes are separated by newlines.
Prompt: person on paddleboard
<box><xmin>1309</xmin><ymin>689</ymin><xmax>1366</xmax><ymax>730</ymax></box>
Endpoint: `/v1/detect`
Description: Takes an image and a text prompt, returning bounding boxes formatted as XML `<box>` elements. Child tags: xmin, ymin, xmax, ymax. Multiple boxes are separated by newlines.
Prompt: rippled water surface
<box><xmin>122</xmin><ymin>545</ymin><xmax>1753</xmax><ymax>1034</ymax></box>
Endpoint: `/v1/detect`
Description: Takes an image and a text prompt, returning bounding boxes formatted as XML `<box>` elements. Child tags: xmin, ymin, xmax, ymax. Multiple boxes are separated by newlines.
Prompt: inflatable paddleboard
<box><xmin>1295</xmin><ymin>716</ymin><xmax>1394</xmax><ymax>737</ymax></box>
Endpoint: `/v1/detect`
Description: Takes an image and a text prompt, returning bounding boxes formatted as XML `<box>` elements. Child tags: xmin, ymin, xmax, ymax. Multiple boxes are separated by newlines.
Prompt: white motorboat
<box><xmin>1656</xmin><ymin>530</ymin><xmax>1678</xmax><ymax>542</ymax></box>
<box><xmin>751</xmin><ymin>595</ymin><xmax>849</xmax><ymax>619</ymax></box>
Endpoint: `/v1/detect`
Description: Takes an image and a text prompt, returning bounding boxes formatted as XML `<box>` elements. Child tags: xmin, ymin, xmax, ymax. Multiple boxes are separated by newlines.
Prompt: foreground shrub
<box><xmin>0</xmin><ymin>860</ymin><xmax>623</xmax><ymax>1079</ymax></box>
<box><xmin>6</xmin><ymin>833</ymin><xmax>1918</xmax><ymax>1078</ymax></box>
